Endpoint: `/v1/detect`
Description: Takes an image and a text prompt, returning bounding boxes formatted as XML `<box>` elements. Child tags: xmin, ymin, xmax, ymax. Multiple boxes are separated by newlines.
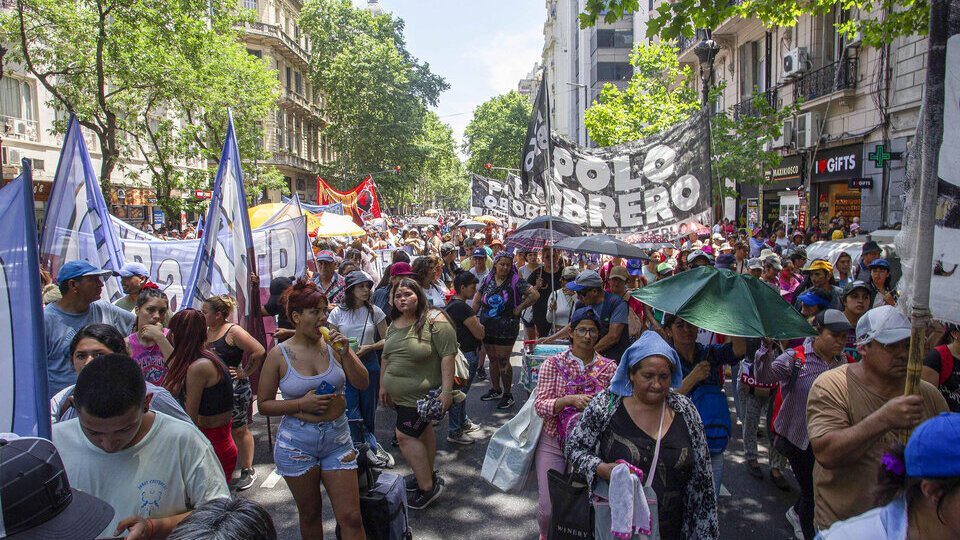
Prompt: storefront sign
<box><xmin>0</xmin><ymin>178</ymin><xmax>53</xmax><ymax>202</ymax></box>
<box><xmin>812</xmin><ymin>143</ymin><xmax>863</xmax><ymax>183</ymax></box>
<box><xmin>153</xmin><ymin>208</ymin><xmax>165</xmax><ymax>225</ymax></box>
<box><xmin>767</xmin><ymin>154</ymin><xmax>805</xmax><ymax>190</ymax></box>
<box><xmin>762</xmin><ymin>195</ymin><xmax>780</xmax><ymax>227</ymax></box>
<box><xmin>798</xmin><ymin>210</ymin><xmax>807</xmax><ymax>229</ymax></box>
<box><xmin>746</xmin><ymin>198</ymin><xmax>759</xmax><ymax>229</ymax></box>
<box><xmin>848</xmin><ymin>177</ymin><xmax>874</xmax><ymax>189</ymax></box>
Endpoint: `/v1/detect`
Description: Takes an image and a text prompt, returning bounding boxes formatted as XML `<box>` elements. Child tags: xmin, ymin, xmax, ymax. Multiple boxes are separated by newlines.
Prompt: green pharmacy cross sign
<box><xmin>868</xmin><ymin>144</ymin><xmax>903</xmax><ymax>168</ymax></box>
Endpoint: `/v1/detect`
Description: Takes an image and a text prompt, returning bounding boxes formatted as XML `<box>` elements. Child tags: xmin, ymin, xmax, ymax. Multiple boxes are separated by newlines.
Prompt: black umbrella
<box><xmin>504</xmin><ymin>228</ymin><xmax>569</xmax><ymax>252</ymax></box>
<box><xmin>515</xmin><ymin>215</ymin><xmax>583</xmax><ymax>237</ymax></box>
<box><xmin>553</xmin><ymin>234</ymin><xmax>651</xmax><ymax>260</ymax></box>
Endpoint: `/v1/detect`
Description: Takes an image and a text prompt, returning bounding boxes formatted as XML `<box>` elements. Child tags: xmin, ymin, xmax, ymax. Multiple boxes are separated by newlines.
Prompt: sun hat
<box><xmin>55</xmin><ymin>260</ymin><xmax>114</xmax><ymax>284</ymax></box>
<box><xmin>759</xmin><ymin>248</ymin><xmax>777</xmax><ymax>260</ymax></box>
<box><xmin>0</xmin><ymin>435</ymin><xmax>115</xmax><ymax>539</ymax></box>
<box><xmin>608</xmin><ymin>266</ymin><xmax>630</xmax><ymax>281</ymax></box>
<box><xmin>861</xmin><ymin>241</ymin><xmax>882</xmax><ymax>256</ymax></box>
<box><xmin>905</xmin><ymin>413</ymin><xmax>960</xmax><ymax>477</ymax></box>
<box><xmin>566</xmin><ymin>270</ymin><xmax>603</xmax><ymax>291</ymax></box>
<box><xmin>718</xmin><ymin>242</ymin><xmax>734</xmax><ymax>253</ymax></box>
<box><xmin>814</xmin><ymin>309</ymin><xmax>854</xmax><ymax>333</ymax></box>
<box><xmin>803</xmin><ymin>259</ymin><xmax>834</xmax><ymax>274</ymax></box>
<box><xmin>856</xmin><ymin>305</ymin><xmax>912</xmax><ymax>345</ymax></box>
<box><xmin>389</xmin><ymin>261</ymin><xmax>417</xmax><ymax>277</ymax></box>
<box><xmin>609</xmin><ymin>331</ymin><xmax>683</xmax><ymax>396</ymax></box>
<box><xmin>116</xmin><ymin>262</ymin><xmax>149</xmax><ymax>278</ymax></box>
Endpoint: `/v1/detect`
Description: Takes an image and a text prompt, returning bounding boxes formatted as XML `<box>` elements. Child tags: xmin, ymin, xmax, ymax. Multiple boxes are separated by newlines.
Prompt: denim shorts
<box><xmin>274</xmin><ymin>414</ymin><xmax>357</xmax><ymax>477</ymax></box>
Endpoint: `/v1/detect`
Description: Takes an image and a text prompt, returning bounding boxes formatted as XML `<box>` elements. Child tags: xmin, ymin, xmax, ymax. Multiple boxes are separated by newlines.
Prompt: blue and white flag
<box><xmin>0</xmin><ymin>160</ymin><xmax>51</xmax><ymax>438</ymax></box>
<box><xmin>39</xmin><ymin>114</ymin><xmax>125</xmax><ymax>300</ymax></box>
<box><xmin>282</xmin><ymin>196</ymin><xmax>344</xmax><ymax>215</ymax></box>
<box><xmin>181</xmin><ymin>111</ymin><xmax>261</xmax><ymax>338</ymax></box>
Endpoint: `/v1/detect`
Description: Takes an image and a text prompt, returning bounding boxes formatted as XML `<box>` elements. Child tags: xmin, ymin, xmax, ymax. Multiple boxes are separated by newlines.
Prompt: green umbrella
<box><xmin>631</xmin><ymin>266</ymin><xmax>817</xmax><ymax>339</ymax></box>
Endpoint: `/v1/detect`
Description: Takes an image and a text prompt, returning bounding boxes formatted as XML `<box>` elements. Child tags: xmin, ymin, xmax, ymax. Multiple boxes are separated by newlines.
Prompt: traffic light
<box><xmin>485</xmin><ymin>163</ymin><xmax>492</xmax><ymax>171</ymax></box>
<box><xmin>395</xmin><ymin>165</ymin><xmax>401</xmax><ymax>176</ymax></box>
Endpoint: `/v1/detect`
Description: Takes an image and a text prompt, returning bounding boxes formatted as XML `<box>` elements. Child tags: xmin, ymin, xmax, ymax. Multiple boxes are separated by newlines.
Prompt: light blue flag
<box><xmin>39</xmin><ymin>113</ymin><xmax>125</xmax><ymax>300</ymax></box>
<box><xmin>282</xmin><ymin>196</ymin><xmax>344</xmax><ymax>215</ymax></box>
<box><xmin>0</xmin><ymin>159</ymin><xmax>51</xmax><ymax>438</ymax></box>
<box><xmin>181</xmin><ymin>111</ymin><xmax>262</xmax><ymax>341</ymax></box>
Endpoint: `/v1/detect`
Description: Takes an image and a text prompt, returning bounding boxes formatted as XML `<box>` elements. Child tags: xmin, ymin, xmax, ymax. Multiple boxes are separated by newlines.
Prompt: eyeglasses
<box><xmin>573</xmin><ymin>327</ymin><xmax>599</xmax><ymax>337</ymax></box>
<box><xmin>880</xmin><ymin>339</ymin><xmax>910</xmax><ymax>355</ymax></box>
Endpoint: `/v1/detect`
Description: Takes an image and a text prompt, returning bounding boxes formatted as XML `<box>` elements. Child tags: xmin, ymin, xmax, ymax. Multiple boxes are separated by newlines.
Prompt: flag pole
<box><xmin>542</xmin><ymin>72</ymin><xmax>558</xmax><ymax>335</ymax></box>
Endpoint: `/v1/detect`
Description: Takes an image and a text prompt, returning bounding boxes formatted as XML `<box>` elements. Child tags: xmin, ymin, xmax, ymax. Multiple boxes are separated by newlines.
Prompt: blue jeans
<box><xmin>448</xmin><ymin>350</ymin><xmax>478</xmax><ymax>436</ymax></box>
<box><xmin>344</xmin><ymin>351</ymin><xmax>380</xmax><ymax>451</ymax></box>
<box><xmin>274</xmin><ymin>415</ymin><xmax>356</xmax><ymax>477</ymax></box>
<box><xmin>711</xmin><ymin>452</ymin><xmax>724</xmax><ymax>496</ymax></box>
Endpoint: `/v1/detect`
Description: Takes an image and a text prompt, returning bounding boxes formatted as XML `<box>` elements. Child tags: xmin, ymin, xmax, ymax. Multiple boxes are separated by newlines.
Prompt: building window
<box><xmin>597</xmin><ymin>62</ymin><xmax>632</xmax><ymax>81</ymax></box>
<box><xmin>246</xmin><ymin>48</ymin><xmax>262</xmax><ymax>59</ymax></box>
<box><xmin>243</xmin><ymin>0</ymin><xmax>256</xmax><ymax>11</ymax></box>
<box><xmin>596</xmin><ymin>29</ymin><xmax>632</xmax><ymax>48</ymax></box>
<box><xmin>295</xmin><ymin>72</ymin><xmax>303</xmax><ymax>95</ymax></box>
<box><xmin>285</xmin><ymin>67</ymin><xmax>292</xmax><ymax>91</ymax></box>
<box><xmin>0</xmin><ymin>78</ymin><xmax>35</xmax><ymax>121</ymax></box>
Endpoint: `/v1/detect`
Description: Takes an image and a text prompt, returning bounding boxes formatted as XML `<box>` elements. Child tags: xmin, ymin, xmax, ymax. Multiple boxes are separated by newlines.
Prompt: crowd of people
<box><xmin>8</xmin><ymin>210</ymin><xmax>960</xmax><ymax>540</ymax></box>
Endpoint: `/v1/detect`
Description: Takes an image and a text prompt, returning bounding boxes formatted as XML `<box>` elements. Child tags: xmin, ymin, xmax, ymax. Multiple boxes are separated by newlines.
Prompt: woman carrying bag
<box><xmin>564</xmin><ymin>331</ymin><xmax>719</xmax><ymax>540</ymax></box>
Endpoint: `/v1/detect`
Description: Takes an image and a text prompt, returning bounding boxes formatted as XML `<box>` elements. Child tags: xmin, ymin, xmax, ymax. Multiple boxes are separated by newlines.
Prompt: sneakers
<box><xmin>405</xmin><ymin>471</ymin><xmax>442</xmax><ymax>492</ymax></box>
<box><xmin>374</xmin><ymin>443</ymin><xmax>395</xmax><ymax>468</ymax></box>
<box><xmin>234</xmin><ymin>467</ymin><xmax>257</xmax><ymax>491</ymax></box>
<box><xmin>496</xmin><ymin>393</ymin><xmax>515</xmax><ymax>409</ymax></box>
<box><xmin>476</xmin><ymin>366</ymin><xmax>487</xmax><ymax>381</ymax></box>
<box><xmin>461</xmin><ymin>420</ymin><xmax>482</xmax><ymax>434</ymax></box>
<box><xmin>785</xmin><ymin>506</ymin><xmax>803</xmax><ymax>540</ymax></box>
<box><xmin>770</xmin><ymin>470</ymin><xmax>791</xmax><ymax>491</ymax></box>
<box><xmin>446</xmin><ymin>432</ymin><xmax>475</xmax><ymax>445</ymax></box>
<box><xmin>408</xmin><ymin>480</ymin><xmax>444</xmax><ymax>510</ymax></box>
<box><xmin>479</xmin><ymin>388</ymin><xmax>502</xmax><ymax>401</ymax></box>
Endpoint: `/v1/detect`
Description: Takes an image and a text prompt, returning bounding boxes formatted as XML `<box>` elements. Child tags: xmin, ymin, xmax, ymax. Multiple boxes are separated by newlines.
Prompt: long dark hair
<box><xmin>344</xmin><ymin>280</ymin><xmax>374</xmax><ymax>312</ymax></box>
<box><xmin>69</xmin><ymin>323</ymin><xmax>127</xmax><ymax>358</ymax></box>
<box><xmin>390</xmin><ymin>278</ymin><xmax>452</xmax><ymax>340</ymax></box>
<box><xmin>163</xmin><ymin>309</ymin><xmax>226</xmax><ymax>397</ymax></box>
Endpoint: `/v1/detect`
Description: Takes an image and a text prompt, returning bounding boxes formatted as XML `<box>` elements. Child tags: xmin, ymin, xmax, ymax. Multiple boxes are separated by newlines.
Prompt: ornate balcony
<box><xmin>731</xmin><ymin>89</ymin><xmax>778</xmax><ymax>121</ymax></box>
<box><xmin>793</xmin><ymin>57</ymin><xmax>858</xmax><ymax>103</ymax></box>
<box><xmin>1</xmin><ymin>115</ymin><xmax>40</xmax><ymax>143</ymax></box>
<box><xmin>242</xmin><ymin>21</ymin><xmax>309</xmax><ymax>69</ymax></box>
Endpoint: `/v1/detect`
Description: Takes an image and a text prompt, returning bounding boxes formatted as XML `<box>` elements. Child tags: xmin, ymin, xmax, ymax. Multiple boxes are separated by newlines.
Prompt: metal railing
<box><xmin>793</xmin><ymin>57</ymin><xmax>858</xmax><ymax>103</ymax></box>
<box><xmin>731</xmin><ymin>89</ymin><xmax>777</xmax><ymax>121</ymax></box>
<box><xmin>1</xmin><ymin>115</ymin><xmax>40</xmax><ymax>142</ymax></box>
<box><xmin>242</xmin><ymin>21</ymin><xmax>309</xmax><ymax>66</ymax></box>
<box><xmin>266</xmin><ymin>150</ymin><xmax>317</xmax><ymax>173</ymax></box>
<box><xmin>677</xmin><ymin>29</ymin><xmax>710</xmax><ymax>53</ymax></box>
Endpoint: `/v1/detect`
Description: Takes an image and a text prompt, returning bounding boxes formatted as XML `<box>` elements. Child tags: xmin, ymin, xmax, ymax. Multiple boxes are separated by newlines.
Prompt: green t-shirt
<box><xmin>382</xmin><ymin>314</ymin><xmax>458</xmax><ymax>407</ymax></box>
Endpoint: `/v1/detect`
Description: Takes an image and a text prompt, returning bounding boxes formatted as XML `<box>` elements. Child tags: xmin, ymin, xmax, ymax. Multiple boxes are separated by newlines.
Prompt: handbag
<box><xmin>547</xmin><ymin>470</ymin><xmax>593</xmax><ymax>540</ymax></box>
<box><xmin>427</xmin><ymin>310</ymin><xmax>471</xmax><ymax>389</ymax></box>
<box><xmin>481</xmin><ymin>390</ymin><xmax>543</xmax><ymax>492</ymax></box>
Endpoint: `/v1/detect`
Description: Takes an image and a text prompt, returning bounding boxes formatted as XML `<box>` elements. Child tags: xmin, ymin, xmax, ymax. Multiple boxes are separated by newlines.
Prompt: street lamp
<box><xmin>693</xmin><ymin>39</ymin><xmax>720</xmax><ymax>107</ymax></box>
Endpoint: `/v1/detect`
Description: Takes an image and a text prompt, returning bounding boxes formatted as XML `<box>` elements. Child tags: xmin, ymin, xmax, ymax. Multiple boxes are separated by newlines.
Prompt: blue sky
<box><xmin>352</xmin><ymin>0</ymin><xmax>544</xmax><ymax>147</ymax></box>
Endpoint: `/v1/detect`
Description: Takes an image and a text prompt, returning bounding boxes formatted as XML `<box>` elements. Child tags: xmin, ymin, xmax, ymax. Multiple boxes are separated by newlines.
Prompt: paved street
<box><xmin>239</xmin><ymin>343</ymin><xmax>797</xmax><ymax>539</ymax></box>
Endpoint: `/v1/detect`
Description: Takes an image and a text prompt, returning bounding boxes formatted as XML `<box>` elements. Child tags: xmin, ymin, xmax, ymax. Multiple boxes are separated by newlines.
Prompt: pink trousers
<box><xmin>534</xmin><ymin>430</ymin><xmax>567</xmax><ymax>537</ymax></box>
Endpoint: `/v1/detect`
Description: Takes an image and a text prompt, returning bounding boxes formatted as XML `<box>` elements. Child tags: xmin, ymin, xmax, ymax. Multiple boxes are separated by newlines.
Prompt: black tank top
<box><xmin>210</xmin><ymin>324</ymin><xmax>245</xmax><ymax>368</ymax></box>
<box><xmin>180</xmin><ymin>361</ymin><xmax>233</xmax><ymax>416</ymax></box>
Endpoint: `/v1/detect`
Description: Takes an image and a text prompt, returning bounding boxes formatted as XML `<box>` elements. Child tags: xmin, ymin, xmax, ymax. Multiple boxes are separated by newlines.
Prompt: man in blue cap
<box><xmin>853</xmin><ymin>240</ymin><xmax>882</xmax><ymax>282</ymax></box>
<box><xmin>312</xmin><ymin>250</ymin><xmax>345</xmax><ymax>305</ymax></box>
<box><xmin>112</xmin><ymin>262</ymin><xmax>150</xmax><ymax>313</ymax></box>
<box><xmin>538</xmin><ymin>269</ymin><xmax>630</xmax><ymax>362</ymax></box>
<box><xmin>43</xmin><ymin>261</ymin><xmax>136</xmax><ymax>398</ymax></box>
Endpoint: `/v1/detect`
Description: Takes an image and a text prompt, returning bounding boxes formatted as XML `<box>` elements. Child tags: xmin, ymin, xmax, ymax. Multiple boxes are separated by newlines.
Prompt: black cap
<box><xmin>861</xmin><ymin>241</ymin><xmax>881</xmax><ymax>256</ymax></box>
<box><xmin>0</xmin><ymin>436</ymin><xmax>114</xmax><ymax>539</ymax></box>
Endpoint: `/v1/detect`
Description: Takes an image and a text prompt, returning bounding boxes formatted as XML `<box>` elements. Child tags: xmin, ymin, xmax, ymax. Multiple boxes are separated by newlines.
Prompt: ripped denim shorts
<box><xmin>274</xmin><ymin>414</ymin><xmax>357</xmax><ymax>477</ymax></box>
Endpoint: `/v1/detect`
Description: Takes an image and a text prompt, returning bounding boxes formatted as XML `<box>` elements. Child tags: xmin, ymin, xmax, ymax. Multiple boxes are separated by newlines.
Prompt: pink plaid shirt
<box><xmin>534</xmin><ymin>349</ymin><xmax>617</xmax><ymax>438</ymax></box>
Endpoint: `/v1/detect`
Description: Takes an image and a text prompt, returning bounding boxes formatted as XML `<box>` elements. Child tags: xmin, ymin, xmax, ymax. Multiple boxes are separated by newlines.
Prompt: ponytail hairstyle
<box><xmin>280</xmin><ymin>278</ymin><xmax>328</xmax><ymax>325</ymax></box>
<box><xmin>163</xmin><ymin>309</ymin><xmax>226</xmax><ymax>397</ymax></box>
<box><xmin>875</xmin><ymin>442</ymin><xmax>960</xmax><ymax>524</ymax></box>
<box><xmin>133</xmin><ymin>283</ymin><xmax>168</xmax><ymax>331</ymax></box>
<box><xmin>203</xmin><ymin>295</ymin><xmax>237</xmax><ymax>319</ymax></box>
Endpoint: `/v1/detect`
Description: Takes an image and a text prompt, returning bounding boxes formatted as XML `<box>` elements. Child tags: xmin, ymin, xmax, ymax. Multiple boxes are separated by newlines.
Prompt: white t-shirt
<box><xmin>52</xmin><ymin>412</ymin><xmax>229</xmax><ymax>537</ymax></box>
<box><xmin>329</xmin><ymin>305</ymin><xmax>386</xmax><ymax>346</ymax></box>
<box><xmin>547</xmin><ymin>290</ymin><xmax>578</xmax><ymax>329</ymax></box>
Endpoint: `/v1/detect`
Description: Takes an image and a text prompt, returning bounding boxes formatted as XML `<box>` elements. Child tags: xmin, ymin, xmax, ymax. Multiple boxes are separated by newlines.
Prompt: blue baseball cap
<box><xmin>626</xmin><ymin>259</ymin><xmax>645</xmax><ymax>276</ymax></box>
<box><xmin>472</xmin><ymin>247</ymin><xmax>487</xmax><ymax>258</ymax></box>
<box><xmin>905</xmin><ymin>413</ymin><xmax>960</xmax><ymax>477</ymax></box>
<box><xmin>798</xmin><ymin>290</ymin><xmax>830</xmax><ymax>307</ymax></box>
<box><xmin>868</xmin><ymin>258</ymin><xmax>890</xmax><ymax>269</ymax></box>
<box><xmin>566</xmin><ymin>270</ymin><xmax>603</xmax><ymax>291</ymax></box>
<box><xmin>55</xmin><ymin>260</ymin><xmax>114</xmax><ymax>284</ymax></box>
<box><xmin>116</xmin><ymin>262</ymin><xmax>149</xmax><ymax>278</ymax></box>
<box><xmin>570</xmin><ymin>307</ymin><xmax>600</xmax><ymax>327</ymax></box>
<box><xmin>316</xmin><ymin>251</ymin><xmax>336</xmax><ymax>263</ymax></box>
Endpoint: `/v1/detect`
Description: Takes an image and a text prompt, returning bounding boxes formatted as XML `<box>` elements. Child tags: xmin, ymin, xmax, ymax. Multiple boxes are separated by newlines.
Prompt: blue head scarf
<box><xmin>609</xmin><ymin>331</ymin><xmax>683</xmax><ymax>396</ymax></box>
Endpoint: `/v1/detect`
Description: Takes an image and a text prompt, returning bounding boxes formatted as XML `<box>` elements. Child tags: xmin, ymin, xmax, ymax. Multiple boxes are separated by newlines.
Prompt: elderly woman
<box><xmin>533</xmin><ymin>308</ymin><xmax>618</xmax><ymax>537</ymax></box>
<box><xmin>473</xmin><ymin>249</ymin><xmax>539</xmax><ymax>410</ymax></box>
<box><xmin>565</xmin><ymin>332</ymin><xmax>719</xmax><ymax>539</ymax></box>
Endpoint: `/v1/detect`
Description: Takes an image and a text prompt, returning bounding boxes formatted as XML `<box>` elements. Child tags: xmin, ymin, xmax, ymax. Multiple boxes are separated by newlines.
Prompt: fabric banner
<box><xmin>0</xmin><ymin>160</ymin><xmax>50</xmax><ymax>438</ymax></box>
<box><xmin>898</xmin><ymin>33</ymin><xmax>960</xmax><ymax>325</ymax></box>
<box><xmin>281</xmin><ymin>196</ymin><xmax>343</xmax><ymax>215</ymax></box>
<box><xmin>113</xmin><ymin>216</ymin><xmax>162</xmax><ymax>241</ymax></box>
<box><xmin>470</xmin><ymin>173</ymin><xmax>545</xmax><ymax>220</ymax></box>
<box><xmin>544</xmin><ymin>113</ymin><xmax>712</xmax><ymax>236</ymax></box>
<box><xmin>520</xmin><ymin>73</ymin><xmax>551</xmax><ymax>195</ymax></box>
<box><xmin>181</xmin><ymin>112</ymin><xmax>263</xmax><ymax>345</ymax></box>
<box><xmin>39</xmin><ymin>114</ymin><xmax>125</xmax><ymax>300</ymax></box>
<box><xmin>318</xmin><ymin>176</ymin><xmax>382</xmax><ymax>225</ymax></box>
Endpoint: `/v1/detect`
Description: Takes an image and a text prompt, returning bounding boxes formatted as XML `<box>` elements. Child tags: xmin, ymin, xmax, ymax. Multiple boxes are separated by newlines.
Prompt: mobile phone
<box><xmin>315</xmin><ymin>381</ymin><xmax>336</xmax><ymax>395</ymax></box>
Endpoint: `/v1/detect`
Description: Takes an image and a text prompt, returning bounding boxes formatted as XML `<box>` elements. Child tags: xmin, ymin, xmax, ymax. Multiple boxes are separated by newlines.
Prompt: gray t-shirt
<box><xmin>43</xmin><ymin>301</ymin><xmax>136</xmax><ymax>397</ymax></box>
<box><xmin>50</xmin><ymin>382</ymin><xmax>191</xmax><ymax>425</ymax></box>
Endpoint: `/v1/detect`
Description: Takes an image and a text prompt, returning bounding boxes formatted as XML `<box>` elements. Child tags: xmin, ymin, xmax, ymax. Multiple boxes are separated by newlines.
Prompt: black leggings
<box><xmin>775</xmin><ymin>435</ymin><xmax>816</xmax><ymax>540</ymax></box>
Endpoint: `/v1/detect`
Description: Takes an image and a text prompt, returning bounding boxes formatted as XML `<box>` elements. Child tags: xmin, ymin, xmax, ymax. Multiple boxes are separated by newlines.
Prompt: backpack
<box><xmin>690</xmin><ymin>383</ymin><xmax>731</xmax><ymax>454</ymax></box>
<box><xmin>936</xmin><ymin>345</ymin><xmax>955</xmax><ymax>386</ymax></box>
<box><xmin>770</xmin><ymin>346</ymin><xmax>855</xmax><ymax>437</ymax></box>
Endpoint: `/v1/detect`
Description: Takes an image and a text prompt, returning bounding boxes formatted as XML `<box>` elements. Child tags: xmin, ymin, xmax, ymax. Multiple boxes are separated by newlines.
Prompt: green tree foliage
<box><xmin>2</xmin><ymin>0</ymin><xmax>283</xmax><ymax>225</ymax></box>
<box><xmin>299</xmin><ymin>0</ymin><xmax>449</xmax><ymax>212</ymax></box>
<box><xmin>579</xmin><ymin>0</ymin><xmax>926</xmax><ymax>48</ymax></box>
<box><xmin>462</xmin><ymin>91</ymin><xmax>532</xmax><ymax>182</ymax></box>
<box><xmin>584</xmin><ymin>43</ymin><xmax>798</xmax><ymax>201</ymax></box>
<box><xmin>412</xmin><ymin>112</ymin><xmax>469</xmax><ymax>211</ymax></box>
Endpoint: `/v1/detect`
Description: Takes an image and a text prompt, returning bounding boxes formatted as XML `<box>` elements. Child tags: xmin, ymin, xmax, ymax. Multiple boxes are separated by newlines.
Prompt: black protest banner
<box><xmin>520</xmin><ymin>73</ymin><xmax>550</xmax><ymax>194</ymax></box>
<box><xmin>546</xmin><ymin>112</ymin><xmax>712</xmax><ymax>236</ymax></box>
<box><xmin>471</xmin><ymin>173</ymin><xmax>546</xmax><ymax>221</ymax></box>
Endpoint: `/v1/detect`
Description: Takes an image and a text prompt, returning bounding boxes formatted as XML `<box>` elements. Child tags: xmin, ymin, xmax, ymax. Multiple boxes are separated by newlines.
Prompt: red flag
<box><xmin>317</xmin><ymin>176</ymin><xmax>382</xmax><ymax>225</ymax></box>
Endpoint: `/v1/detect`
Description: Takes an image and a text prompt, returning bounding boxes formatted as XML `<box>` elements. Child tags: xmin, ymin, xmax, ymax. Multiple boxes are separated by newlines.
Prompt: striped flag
<box><xmin>0</xmin><ymin>159</ymin><xmax>50</xmax><ymax>438</ymax></box>
<box><xmin>181</xmin><ymin>111</ymin><xmax>263</xmax><ymax>342</ymax></box>
<box><xmin>39</xmin><ymin>113</ymin><xmax>125</xmax><ymax>300</ymax></box>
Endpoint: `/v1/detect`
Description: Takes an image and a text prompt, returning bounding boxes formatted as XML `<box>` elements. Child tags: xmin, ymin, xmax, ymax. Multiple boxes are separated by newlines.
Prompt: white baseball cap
<box><xmin>856</xmin><ymin>305</ymin><xmax>912</xmax><ymax>345</ymax></box>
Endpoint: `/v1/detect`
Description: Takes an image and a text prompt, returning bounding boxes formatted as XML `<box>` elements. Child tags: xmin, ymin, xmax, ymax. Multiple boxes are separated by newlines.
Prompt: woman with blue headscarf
<box><xmin>564</xmin><ymin>331</ymin><xmax>719</xmax><ymax>540</ymax></box>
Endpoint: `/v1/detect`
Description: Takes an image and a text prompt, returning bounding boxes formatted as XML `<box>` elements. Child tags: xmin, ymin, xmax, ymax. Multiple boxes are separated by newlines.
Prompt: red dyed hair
<box><xmin>280</xmin><ymin>278</ymin><xmax>328</xmax><ymax>322</ymax></box>
<box><xmin>163</xmin><ymin>308</ymin><xmax>226</xmax><ymax>397</ymax></box>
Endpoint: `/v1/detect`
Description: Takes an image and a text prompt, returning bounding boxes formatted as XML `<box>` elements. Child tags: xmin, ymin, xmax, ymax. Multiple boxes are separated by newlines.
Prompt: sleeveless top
<box><xmin>178</xmin><ymin>360</ymin><xmax>233</xmax><ymax>416</ymax></box>
<box><xmin>128</xmin><ymin>329</ymin><xmax>169</xmax><ymax>385</ymax></box>
<box><xmin>277</xmin><ymin>343</ymin><xmax>345</xmax><ymax>400</ymax></box>
<box><xmin>209</xmin><ymin>324</ymin><xmax>245</xmax><ymax>368</ymax></box>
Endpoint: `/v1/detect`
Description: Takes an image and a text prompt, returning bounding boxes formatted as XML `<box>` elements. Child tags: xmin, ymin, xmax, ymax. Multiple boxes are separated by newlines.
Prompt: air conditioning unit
<box><xmin>14</xmin><ymin>120</ymin><xmax>27</xmax><ymax>135</ymax></box>
<box><xmin>771</xmin><ymin>118</ymin><xmax>794</xmax><ymax>148</ymax></box>
<box><xmin>843</xmin><ymin>32</ymin><xmax>862</xmax><ymax>50</ymax></box>
<box><xmin>795</xmin><ymin>112</ymin><xmax>821</xmax><ymax>149</ymax></box>
<box><xmin>782</xmin><ymin>47</ymin><xmax>810</xmax><ymax>78</ymax></box>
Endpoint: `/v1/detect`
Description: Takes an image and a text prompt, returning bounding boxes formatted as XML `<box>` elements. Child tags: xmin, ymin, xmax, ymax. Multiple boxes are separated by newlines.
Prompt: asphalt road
<box><xmin>239</xmin><ymin>345</ymin><xmax>798</xmax><ymax>539</ymax></box>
